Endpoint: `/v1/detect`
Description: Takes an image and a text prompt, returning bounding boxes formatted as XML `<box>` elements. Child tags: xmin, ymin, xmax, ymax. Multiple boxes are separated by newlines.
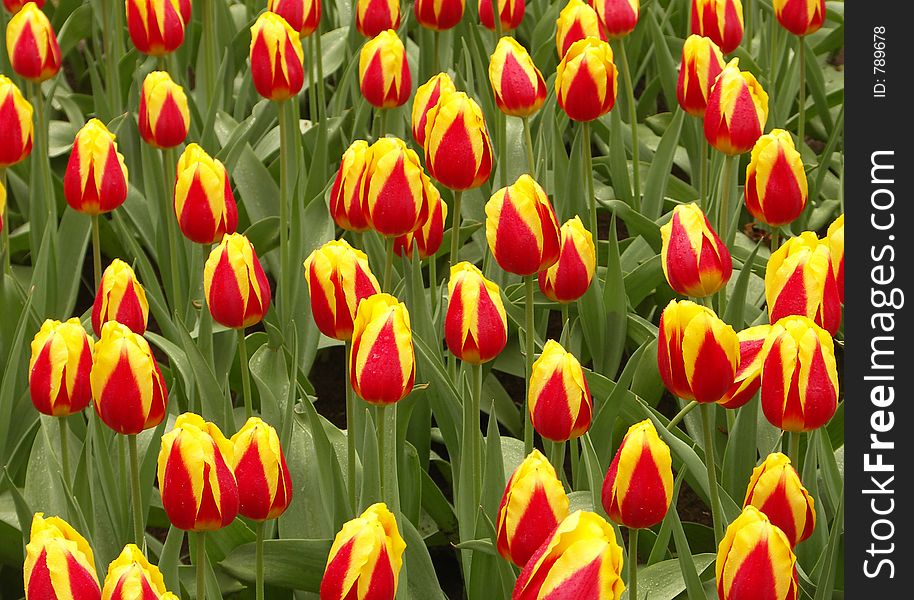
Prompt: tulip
<box><xmin>704</xmin><ymin>58</ymin><xmax>768</xmax><ymax>155</ymax></box>
<box><xmin>676</xmin><ymin>34</ymin><xmax>726</xmax><ymax>117</ymax></box>
<box><xmin>361</xmin><ymin>137</ymin><xmax>431</xmax><ymax>237</ymax></box>
<box><xmin>717</xmin><ymin>506</ymin><xmax>799</xmax><ymax>600</ymax></box>
<box><xmin>415</xmin><ymin>0</ymin><xmax>464</xmax><ymax>31</ymax></box>
<box><xmin>745</xmin><ymin>129</ymin><xmax>807</xmax><ymax>227</ymax></box>
<box><xmin>203</xmin><ymin>233</ymin><xmax>272</xmax><ymax>329</ymax></box>
<box><xmin>349</xmin><ymin>293</ymin><xmax>415</xmax><ymax>405</ymax></box>
<box><xmin>657</xmin><ymin>299</ymin><xmax>739</xmax><ymax>403</ymax></box>
<box><xmin>177</xmin><ymin>0</ymin><xmax>190</xmax><ymax>23</ymax></box>
<box><xmin>411</xmin><ymin>73</ymin><xmax>456</xmax><ymax>148</ymax></box>
<box><xmin>0</xmin><ymin>74</ymin><xmax>33</xmax><ymax>168</ymax></box>
<box><xmin>773</xmin><ymin>0</ymin><xmax>826</xmax><ymax>37</ymax></box>
<box><xmin>6</xmin><ymin>2</ymin><xmax>61</xmax><ymax>82</ymax></box>
<box><xmin>743</xmin><ymin>452</ymin><xmax>816</xmax><ymax>546</ymax></box>
<box><xmin>528</xmin><ymin>340</ymin><xmax>592</xmax><ymax>441</ymax></box>
<box><xmin>63</xmin><ymin>119</ymin><xmax>129</xmax><ymax>215</ymax></box>
<box><xmin>126</xmin><ymin>0</ymin><xmax>186</xmax><ymax>56</ymax></box>
<box><xmin>720</xmin><ymin>324</ymin><xmax>771</xmax><ymax>409</ymax></box>
<box><xmin>329</xmin><ymin>140</ymin><xmax>371</xmax><ymax>232</ymax></box>
<box><xmin>355</xmin><ymin>0</ymin><xmax>401</xmax><ymax>38</ymax></box>
<box><xmin>138</xmin><ymin>71</ymin><xmax>190</xmax><ymax>149</ymax></box>
<box><xmin>485</xmin><ymin>174</ymin><xmax>561</xmax><ymax>276</ymax></box>
<box><xmin>423</xmin><ymin>91</ymin><xmax>493</xmax><ymax>191</ymax></box>
<box><xmin>479</xmin><ymin>0</ymin><xmax>524</xmax><ymax>32</ymax></box>
<box><xmin>250</xmin><ymin>11</ymin><xmax>305</xmax><ymax>101</ymax></box>
<box><xmin>538</xmin><ymin>216</ymin><xmax>596</xmax><ymax>303</ymax></box>
<box><xmin>513</xmin><ymin>510</ymin><xmax>625</xmax><ymax>600</ymax></box>
<box><xmin>24</xmin><ymin>513</ymin><xmax>100</xmax><ymax>599</ymax></box>
<box><xmin>29</xmin><ymin>318</ymin><xmax>94</xmax><ymax>417</ymax></box>
<box><xmin>660</xmin><ymin>202</ymin><xmax>732</xmax><ymax>298</ymax></box>
<box><xmin>594</xmin><ymin>0</ymin><xmax>640</xmax><ymax>38</ymax></box>
<box><xmin>826</xmin><ymin>214</ymin><xmax>844</xmax><ymax>304</ymax></box>
<box><xmin>268</xmin><ymin>0</ymin><xmax>322</xmax><ymax>37</ymax></box>
<box><xmin>496</xmin><ymin>449</ymin><xmax>569</xmax><ymax>567</ymax></box>
<box><xmin>91</xmin><ymin>258</ymin><xmax>150</xmax><ymax>337</ymax></box>
<box><xmin>0</xmin><ymin>177</ymin><xmax>5</xmax><ymax>234</ymax></box>
<box><xmin>691</xmin><ymin>0</ymin><xmax>743</xmax><ymax>54</ymax></box>
<box><xmin>320</xmin><ymin>503</ymin><xmax>406</xmax><ymax>600</ymax></box>
<box><xmin>555</xmin><ymin>0</ymin><xmax>605</xmax><ymax>59</ymax></box>
<box><xmin>765</xmin><ymin>231</ymin><xmax>841</xmax><ymax>334</ymax></box>
<box><xmin>231</xmin><ymin>417</ymin><xmax>294</xmax><ymax>521</ymax></box>
<box><xmin>102</xmin><ymin>544</ymin><xmax>178</xmax><ymax>600</ymax></box>
<box><xmin>358</xmin><ymin>30</ymin><xmax>411</xmax><ymax>109</ymax></box>
<box><xmin>4</xmin><ymin>0</ymin><xmax>44</xmax><ymax>13</ymax></box>
<box><xmin>393</xmin><ymin>187</ymin><xmax>447</xmax><ymax>259</ymax></box>
<box><xmin>759</xmin><ymin>316</ymin><xmax>838</xmax><ymax>432</ymax></box>
<box><xmin>157</xmin><ymin>412</ymin><xmax>239</xmax><ymax>531</ymax></box>
<box><xmin>444</xmin><ymin>262</ymin><xmax>507</xmax><ymax>364</ymax></box>
<box><xmin>304</xmin><ymin>239</ymin><xmax>381</xmax><ymax>340</ymax></box>
<box><xmin>489</xmin><ymin>36</ymin><xmax>547</xmax><ymax>117</ymax></box>
<box><xmin>555</xmin><ymin>37</ymin><xmax>618</xmax><ymax>122</ymax></box>
<box><xmin>174</xmin><ymin>143</ymin><xmax>238</xmax><ymax>244</ymax></box>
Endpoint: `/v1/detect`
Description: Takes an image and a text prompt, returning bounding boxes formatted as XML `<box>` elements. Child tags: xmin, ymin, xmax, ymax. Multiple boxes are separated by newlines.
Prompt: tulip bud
<box><xmin>676</xmin><ymin>34</ymin><xmax>725</xmax><ymax>117</ymax></box>
<box><xmin>174</xmin><ymin>143</ymin><xmax>238</xmax><ymax>244</ymax></box>
<box><xmin>743</xmin><ymin>452</ymin><xmax>815</xmax><ymax>546</ymax></box>
<box><xmin>361</xmin><ymin>137</ymin><xmax>431</xmax><ymax>237</ymax></box>
<box><xmin>329</xmin><ymin>140</ymin><xmax>371</xmax><ymax>232</ymax></box>
<box><xmin>479</xmin><ymin>0</ymin><xmax>524</xmax><ymax>32</ymax></box>
<box><xmin>765</xmin><ymin>231</ymin><xmax>841</xmax><ymax>334</ymax></box>
<box><xmin>177</xmin><ymin>0</ymin><xmax>190</xmax><ymax>23</ymax></box>
<box><xmin>0</xmin><ymin>178</ymin><xmax>5</xmax><ymax>234</ymax></box>
<box><xmin>759</xmin><ymin>316</ymin><xmax>838</xmax><ymax>432</ymax></box>
<box><xmin>157</xmin><ymin>412</ymin><xmax>239</xmax><ymax>531</ymax></box>
<box><xmin>304</xmin><ymin>239</ymin><xmax>381</xmax><ymax>340</ymax></box>
<box><xmin>528</xmin><ymin>340</ymin><xmax>592</xmax><ymax>441</ymax></box>
<box><xmin>91</xmin><ymin>259</ymin><xmax>150</xmax><ymax>337</ymax></box>
<box><xmin>126</xmin><ymin>0</ymin><xmax>186</xmax><ymax>56</ymax></box>
<box><xmin>445</xmin><ymin>262</ymin><xmax>507</xmax><ymax>364</ymax></box>
<box><xmin>602</xmin><ymin>419</ymin><xmax>674</xmax><ymax>528</ymax></box>
<box><xmin>594</xmin><ymin>0</ymin><xmax>640</xmax><ymax>38</ymax></box>
<box><xmin>6</xmin><ymin>2</ymin><xmax>61</xmax><ymax>82</ymax></box>
<box><xmin>745</xmin><ymin>129</ymin><xmax>807</xmax><ymax>227</ymax></box>
<box><xmin>692</xmin><ymin>0</ymin><xmax>743</xmax><ymax>54</ymax></box>
<box><xmin>537</xmin><ymin>216</ymin><xmax>596</xmax><ymax>303</ymax></box>
<box><xmin>24</xmin><ymin>513</ymin><xmax>100</xmax><ymax>599</ymax></box>
<box><xmin>102</xmin><ymin>544</ymin><xmax>178</xmax><ymax>600</ymax></box>
<box><xmin>91</xmin><ymin>321</ymin><xmax>167</xmax><ymax>435</ymax></box>
<box><xmin>359</xmin><ymin>30</ymin><xmax>411</xmax><ymax>109</ymax></box>
<box><xmin>320</xmin><ymin>503</ymin><xmax>406</xmax><ymax>600</ymax></box>
<box><xmin>349</xmin><ymin>293</ymin><xmax>416</xmax><ymax>405</ymax></box>
<box><xmin>393</xmin><ymin>185</ymin><xmax>447</xmax><ymax>259</ymax></box>
<box><xmin>356</xmin><ymin>0</ymin><xmax>401</xmax><ymax>38</ymax></box>
<box><xmin>139</xmin><ymin>71</ymin><xmax>190</xmax><ymax>149</ymax></box>
<box><xmin>773</xmin><ymin>0</ymin><xmax>825</xmax><ymax>37</ymax></box>
<box><xmin>555</xmin><ymin>0</ymin><xmax>606</xmax><ymax>58</ymax></box>
<box><xmin>268</xmin><ymin>0</ymin><xmax>322</xmax><ymax>37</ymax></box>
<box><xmin>704</xmin><ymin>58</ymin><xmax>768</xmax><ymax>155</ymax></box>
<box><xmin>0</xmin><ymin>74</ymin><xmax>33</xmax><ymax>168</ymax></box>
<box><xmin>556</xmin><ymin>37</ymin><xmax>618</xmax><ymax>122</ymax></box>
<box><xmin>826</xmin><ymin>214</ymin><xmax>843</xmax><ymax>304</ymax></box>
<box><xmin>658</xmin><ymin>299</ymin><xmax>739</xmax><ymax>403</ymax></box>
<box><xmin>63</xmin><ymin>119</ymin><xmax>129</xmax><ymax>215</ymax></box>
<box><xmin>716</xmin><ymin>506</ymin><xmax>798</xmax><ymax>600</ymax></box>
<box><xmin>496</xmin><ymin>449</ymin><xmax>569</xmax><ymax>567</ymax></box>
<box><xmin>660</xmin><ymin>203</ymin><xmax>732</xmax><ymax>298</ymax></box>
<box><xmin>250</xmin><ymin>11</ymin><xmax>305</xmax><ymax>101</ymax></box>
<box><xmin>29</xmin><ymin>318</ymin><xmax>94</xmax><ymax>418</ymax></box>
<box><xmin>411</xmin><ymin>73</ymin><xmax>457</xmax><ymax>148</ymax></box>
<box><xmin>485</xmin><ymin>174</ymin><xmax>561</xmax><ymax>276</ymax></box>
<box><xmin>489</xmin><ymin>36</ymin><xmax>547</xmax><ymax>117</ymax></box>
<box><xmin>513</xmin><ymin>510</ymin><xmax>625</xmax><ymax>600</ymax></box>
<box><xmin>720</xmin><ymin>324</ymin><xmax>770</xmax><ymax>409</ymax></box>
<box><xmin>4</xmin><ymin>0</ymin><xmax>44</xmax><ymax>13</ymax></box>
<box><xmin>231</xmin><ymin>417</ymin><xmax>293</xmax><ymax>521</ymax></box>
<box><xmin>204</xmin><ymin>233</ymin><xmax>272</xmax><ymax>329</ymax></box>
<box><xmin>415</xmin><ymin>0</ymin><xmax>464</xmax><ymax>31</ymax></box>
<box><xmin>423</xmin><ymin>91</ymin><xmax>493</xmax><ymax>191</ymax></box>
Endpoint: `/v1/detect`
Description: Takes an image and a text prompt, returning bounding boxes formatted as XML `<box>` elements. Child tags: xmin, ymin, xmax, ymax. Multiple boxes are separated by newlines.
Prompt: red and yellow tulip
<box><xmin>91</xmin><ymin>259</ymin><xmax>149</xmax><ymax>337</ymax></box>
<box><xmin>444</xmin><ymin>261</ymin><xmax>508</xmax><ymax>364</ymax></box>
<box><xmin>0</xmin><ymin>178</ymin><xmax>5</xmax><ymax>234</ymax></box>
<box><xmin>203</xmin><ymin>233</ymin><xmax>272</xmax><ymax>329</ymax></box>
<box><xmin>126</xmin><ymin>0</ymin><xmax>185</xmax><ymax>56</ymax></box>
<box><xmin>329</xmin><ymin>140</ymin><xmax>371</xmax><ymax>232</ymax></box>
<box><xmin>538</xmin><ymin>217</ymin><xmax>595</xmax><ymax>304</ymax></box>
<box><xmin>29</xmin><ymin>318</ymin><xmax>94</xmax><ymax>418</ymax></box>
<box><xmin>64</xmin><ymin>119</ymin><xmax>129</xmax><ymax>215</ymax></box>
<box><xmin>361</xmin><ymin>137</ymin><xmax>431</xmax><ymax>237</ymax></box>
<box><xmin>414</xmin><ymin>0</ymin><xmax>464</xmax><ymax>31</ymax></box>
<box><xmin>743</xmin><ymin>452</ymin><xmax>816</xmax><ymax>546</ymax></box>
<box><xmin>4</xmin><ymin>0</ymin><xmax>44</xmax><ymax>13</ymax></box>
<box><xmin>660</xmin><ymin>202</ymin><xmax>732</xmax><ymax>298</ymax></box>
<box><xmin>704</xmin><ymin>59</ymin><xmax>768</xmax><ymax>155</ymax></box>
<box><xmin>529</xmin><ymin>340</ymin><xmax>592</xmax><ymax>442</ymax></box>
<box><xmin>676</xmin><ymin>34</ymin><xmax>725</xmax><ymax>117</ymax></box>
<box><xmin>0</xmin><ymin>74</ymin><xmax>33</xmax><ymax>168</ymax></box>
<box><xmin>411</xmin><ymin>73</ymin><xmax>456</xmax><ymax>148</ymax></box>
<box><xmin>826</xmin><ymin>214</ymin><xmax>844</xmax><ymax>304</ymax></box>
<box><xmin>720</xmin><ymin>324</ymin><xmax>771</xmax><ymax>409</ymax></box>
<box><xmin>359</xmin><ymin>30</ymin><xmax>412</xmax><ymax>109</ymax></box>
<box><xmin>555</xmin><ymin>0</ymin><xmax>606</xmax><ymax>59</ymax></box>
<box><xmin>6</xmin><ymin>2</ymin><xmax>61</xmax><ymax>82</ymax></box>
<box><xmin>349</xmin><ymin>293</ymin><xmax>416</xmax><ymax>405</ymax></box>
<box><xmin>479</xmin><ymin>0</ymin><xmax>524</xmax><ymax>31</ymax></box>
<box><xmin>691</xmin><ymin>0</ymin><xmax>743</xmax><ymax>54</ymax></box>
<box><xmin>250</xmin><ymin>11</ymin><xmax>305</xmax><ymax>101</ymax></box>
<box><xmin>594</xmin><ymin>0</ymin><xmax>640</xmax><ymax>39</ymax></box>
<box><xmin>393</xmin><ymin>187</ymin><xmax>446</xmax><ymax>259</ymax></box>
<box><xmin>24</xmin><ymin>513</ymin><xmax>100</xmax><ymax>600</ymax></box>
<box><xmin>489</xmin><ymin>36</ymin><xmax>547</xmax><ymax>117</ymax></box>
<box><xmin>555</xmin><ymin>37</ymin><xmax>618</xmax><ymax>122</ymax></box>
<box><xmin>423</xmin><ymin>91</ymin><xmax>493</xmax><ymax>191</ymax></box>
<box><xmin>355</xmin><ymin>0</ymin><xmax>401</xmax><ymax>38</ymax></box>
<box><xmin>745</xmin><ymin>130</ymin><xmax>807</xmax><ymax>227</ymax></box>
<box><xmin>174</xmin><ymin>143</ymin><xmax>238</xmax><ymax>245</ymax></box>
<box><xmin>101</xmin><ymin>544</ymin><xmax>178</xmax><ymax>600</ymax></box>
<box><xmin>773</xmin><ymin>0</ymin><xmax>826</xmax><ymax>37</ymax></box>
<box><xmin>231</xmin><ymin>417</ymin><xmax>294</xmax><ymax>521</ymax></box>
<box><xmin>268</xmin><ymin>0</ymin><xmax>322</xmax><ymax>37</ymax></box>
<box><xmin>139</xmin><ymin>71</ymin><xmax>190</xmax><ymax>149</ymax></box>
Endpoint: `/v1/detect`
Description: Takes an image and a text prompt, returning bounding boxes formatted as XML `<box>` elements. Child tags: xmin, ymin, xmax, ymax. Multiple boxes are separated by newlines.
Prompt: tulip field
<box><xmin>0</xmin><ymin>0</ymin><xmax>845</xmax><ymax>598</ymax></box>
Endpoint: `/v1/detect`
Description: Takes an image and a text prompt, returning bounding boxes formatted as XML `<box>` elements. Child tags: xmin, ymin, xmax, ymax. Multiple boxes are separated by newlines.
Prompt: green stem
<box><xmin>306</xmin><ymin>37</ymin><xmax>317</xmax><ymax>122</ymax></box>
<box><xmin>128</xmin><ymin>434</ymin><xmax>145</xmax><ymax>552</ymax></box>
<box><xmin>570</xmin><ymin>437</ymin><xmax>580</xmax><ymax>489</ymax></box>
<box><xmin>471</xmin><ymin>364</ymin><xmax>483</xmax><ymax>503</ymax></box>
<box><xmin>788</xmin><ymin>431</ymin><xmax>801</xmax><ymax>470</ymax></box>
<box><xmin>522</xmin><ymin>116</ymin><xmax>536</xmax><ymax>176</ymax></box>
<box><xmin>769</xmin><ymin>15</ymin><xmax>778</xmax><ymax>102</ymax></box>
<box><xmin>2</xmin><ymin>168</ymin><xmax>10</xmax><ymax>275</ymax></box>
<box><xmin>428</xmin><ymin>254</ymin><xmax>438</xmax><ymax>315</ymax></box>
<box><xmin>277</xmin><ymin>101</ymin><xmax>290</xmax><ymax>325</ymax></box>
<box><xmin>560</xmin><ymin>303</ymin><xmax>570</xmax><ymax>346</ymax></box>
<box><xmin>449</xmin><ymin>191</ymin><xmax>463</xmax><ymax>269</ymax></box>
<box><xmin>383</xmin><ymin>236</ymin><xmax>395</xmax><ymax>292</ymax></box>
<box><xmin>700</xmin><ymin>403</ymin><xmax>725</xmax><ymax>544</ymax></box>
<box><xmin>718</xmin><ymin>154</ymin><xmax>736</xmax><ymax>246</ymax></box>
<box><xmin>91</xmin><ymin>215</ymin><xmax>102</xmax><ymax>290</ymax></box>
<box><xmin>699</xmin><ymin>129</ymin><xmax>708</xmax><ymax>211</ymax></box>
<box><xmin>238</xmin><ymin>328</ymin><xmax>253</xmax><ymax>419</ymax></box>
<box><xmin>58</xmin><ymin>418</ymin><xmax>69</xmax><ymax>481</ymax></box>
<box><xmin>161</xmin><ymin>148</ymin><xmax>182</xmax><ymax>311</ymax></box>
<box><xmin>523</xmin><ymin>275</ymin><xmax>536</xmax><ymax>455</ymax></box>
<box><xmin>770</xmin><ymin>228</ymin><xmax>780</xmax><ymax>253</ymax></box>
<box><xmin>196</xmin><ymin>532</ymin><xmax>206</xmax><ymax>600</ymax></box>
<box><xmin>582</xmin><ymin>121</ymin><xmax>597</xmax><ymax>267</ymax></box>
<box><xmin>797</xmin><ymin>36</ymin><xmax>806</xmax><ymax>151</ymax></box>
<box><xmin>498</xmin><ymin>113</ymin><xmax>507</xmax><ymax>188</ymax></box>
<box><xmin>617</xmin><ymin>40</ymin><xmax>640</xmax><ymax>208</ymax></box>
<box><xmin>667</xmin><ymin>400</ymin><xmax>699</xmax><ymax>431</ymax></box>
<box><xmin>202</xmin><ymin>0</ymin><xmax>219</xmax><ymax>108</ymax></box>
<box><xmin>255</xmin><ymin>520</ymin><xmax>265</xmax><ymax>600</ymax></box>
<box><xmin>346</xmin><ymin>341</ymin><xmax>357</xmax><ymax>513</ymax></box>
<box><xmin>432</xmin><ymin>31</ymin><xmax>440</xmax><ymax>74</ymax></box>
<box><xmin>629</xmin><ymin>527</ymin><xmax>639</xmax><ymax>600</ymax></box>
<box><xmin>378</xmin><ymin>109</ymin><xmax>387</xmax><ymax>139</ymax></box>
<box><xmin>548</xmin><ymin>440</ymin><xmax>566</xmax><ymax>486</ymax></box>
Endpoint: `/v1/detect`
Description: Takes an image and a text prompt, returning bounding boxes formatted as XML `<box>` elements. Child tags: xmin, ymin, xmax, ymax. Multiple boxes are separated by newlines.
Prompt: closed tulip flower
<box><xmin>773</xmin><ymin>0</ymin><xmax>825</xmax><ymax>37</ymax></box>
<box><xmin>4</xmin><ymin>0</ymin><xmax>44</xmax><ymax>13</ymax></box>
<box><xmin>64</xmin><ymin>119</ymin><xmax>129</xmax><ymax>215</ymax></box>
<box><xmin>489</xmin><ymin>36</ymin><xmax>547</xmax><ymax>117</ymax></box>
<box><xmin>745</xmin><ymin>129</ymin><xmax>807</xmax><ymax>226</ymax></box>
<box><xmin>479</xmin><ymin>0</ymin><xmax>524</xmax><ymax>32</ymax></box>
<box><xmin>692</xmin><ymin>0</ymin><xmax>743</xmax><ymax>54</ymax></box>
<box><xmin>759</xmin><ymin>316</ymin><xmax>838</xmax><ymax>432</ymax></box>
<box><xmin>102</xmin><ymin>544</ymin><xmax>178</xmax><ymax>600</ymax></box>
<box><xmin>594</xmin><ymin>0</ymin><xmax>640</xmax><ymax>38</ymax></box>
<box><xmin>717</xmin><ymin>506</ymin><xmax>798</xmax><ymax>600</ymax></box>
<box><xmin>91</xmin><ymin>259</ymin><xmax>149</xmax><ymax>337</ymax></box>
<box><xmin>359</xmin><ymin>29</ymin><xmax>411</xmax><ymax>109</ymax></box>
<box><xmin>485</xmin><ymin>174</ymin><xmax>561</xmax><ymax>276</ymax></box>
<box><xmin>705</xmin><ymin>59</ymin><xmax>768</xmax><ymax>155</ymax></box>
<box><xmin>0</xmin><ymin>74</ymin><xmax>33</xmax><ymax>168</ymax></box>
<box><xmin>361</xmin><ymin>137</ymin><xmax>431</xmax><ymax>237</ymax></box>
<box><xmin>720</xmin><ymin>324</ymin><xmax>770</xmax><ymax>409</ymax></box>
<box><xmin>268</xmin><ymin>0</ymin><xmax>321</xmax><ymax>37</ymax></box>
<box><xmin>91</xmin><ymin>321</ymin><xmax>167</xmax><ymax>435</ymax></box>
<box><xmin>415</xmin><ymin>0</ymin><xmax>464</xmax><ymax>30</ymax></box>
<box><xmin>555</xmin><ymin>0</ymin><xmax>605</xmax><ymax>59</ymax></box>
<box><xmin>24</xmin><ymin>513</ymin><xmax>100</xmax><ymax>599</ymax></box>
<box><xmin>126</xmin><ymin>0</ymin><xmax>185</xmax><ymax>56</ymax></box>
<box><xmin>139</xmin><ymin>71</ymin><xmax>190</xmax><ymax>149</ymax></box>
<box><xmin>658</xmin><ymin>299</ymin><xmax>739</xmax><ymax>403</ymax></box>
<box><xmin>743</xmin><ymin>452</ymin><xmax>815</xmax><ymax>546</ymax></box>
<box><xmin>423</xmin><ymin>91</ymin><xmax>493</xmax><ymax>190</ymax></box>
<box><xmin>660</xmin><ymin>203</ymin><xmax>732</xmax><ymax>298</ymax></box>
<box><xmin>676</xmin><ymin>34</ymin><xmax>726</xmax><ymax>117</ymax></box>
<box><xmin>528</xmin><ymin>340</ymin><xmax>592</xmax><ymax>441</ymax></box>
<box><xmin>6</xmin><ymin>2</ymin><xmax>61</xmax><ymax>81</ymax></box>
<box><xmin>513</xmin><ymin>510</ymin><xmax>625</xmax><ymax>600</ymax></box>
<box><xmin>250</xmin><ymin>11</ymin><xmax>305</xmax><ymax>101</ymax></box>
<box><xmin>445</xmin><ymin>262</ymin><xmax>507</xmax><ymax>364</ymax></box>
<box><xmin>765</xmin><ymin>231</ymin><xmax>841</xmax><ymax>334</ymax></box>
<box><xmin>157</xmin><ymin>412</ymin><xmax>239</xmax><ymax>531</ymax></box>
<box><xmin>393</xmin><ymin>185</ymin><xmax>446</xmax><ymax>259</ymax></box>
<box><xmin>411</xmin><ymin>73</ymin><xmax>456</xmax><ymax>148</ymax></box>
<box><xmin>174</xmin><ymin>143</ymin><xmax>238</xmax><ymax>244</ymax></box>
<box><xmin>556</xmin><ymin>37</ymin><xmax>618</xmax><ymax>122</ymax></box>
<box><xmin>496</xmin><ymin>449</ymin><xmax>569</xmax><ymax>567</ymax></box>
<box><xmin>602</xmin><ymin>419</ymin><xmax>673</xmax><ymax>529</ymax></box>
<box><xmin>350</xmin><ymin>293</ymin><xmax>415</xmax><ymax>405</ymax></box>
<box><xmin>356</xmin><ymin>0</ymin><xmax>400</xmax><ymax>38</ymax></box>
<box><xmin>304</xmin><ymin>239</ymin><xmax>381</xmax><ymax>340</ymax></box>
<box><xmin>329</xmin><ymin>140</ymin><xmax>371</xmax><ymax>232</ymax></box>
<box><xmin>320</xmin><ymin>503</ymin><xmax>406</xmax><ymax>600</ymax></box>
<box><xmin>29</xmin><ymin>318</ymin><xmax>94</xmax><ymax>417</ymax></box>
<box><xmin>204</xmin><ymin>233</ymin><xmax>272</xmax><ymax>329</ymax></box>
<box><xmin>231</xmin><ymin>417</ymin><xmax>293</xmax><ymax>521</ymax></box>
<box><xmin>538</xmin><ymin>216</ymin><xmax>596</xmax><ymax>303</ymax></box>
<box><xmin>826</xmin><ymin>214</ymin><xmax>844</xmax><ymax>304</ymax></box>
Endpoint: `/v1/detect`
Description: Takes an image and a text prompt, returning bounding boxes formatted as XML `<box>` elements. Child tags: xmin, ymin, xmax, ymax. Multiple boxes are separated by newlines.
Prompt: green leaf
<box><xmin>633</xmin><ymin>554</ymin><xmax>716</xmax><ymax>600</ymax></box>
<box><xmin>721</xmin><ymin>397</ymin><xmax>760</xmax><ymax>501</ymax></box>
<box><xmin>641</xmin><ymin>110</ymin><xmax>685</xmax><ymax>220</ymax></box>
<box><xmin>219</xmin><ymin>538</ymin><xmax>332</xmax><ymax>591</ymax></box>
